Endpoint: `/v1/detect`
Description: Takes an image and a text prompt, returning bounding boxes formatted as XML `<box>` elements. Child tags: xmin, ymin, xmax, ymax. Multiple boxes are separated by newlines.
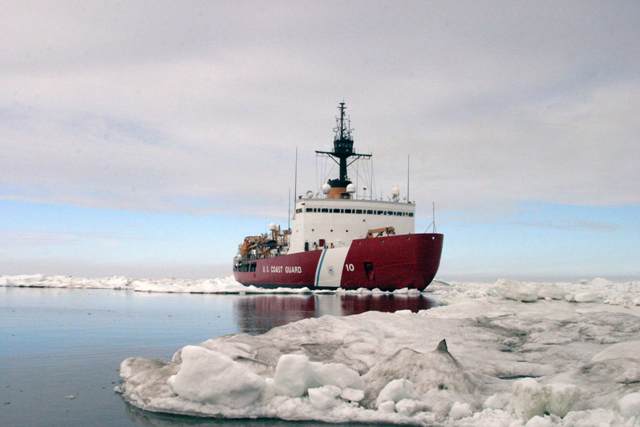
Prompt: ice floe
<box><xmin>0</xmin><ymin>274</ymin><xmax>432</xmax><ymax>295</ymax></box>
<box><xmin>0</xmin><ymin>274</ymin><xmax>311</xmax><ymax>294</ymax></box>
<box><xmin>116</xmin><ymin>277</ymin><xmax>640</xmax><ymax>426</ymax></box>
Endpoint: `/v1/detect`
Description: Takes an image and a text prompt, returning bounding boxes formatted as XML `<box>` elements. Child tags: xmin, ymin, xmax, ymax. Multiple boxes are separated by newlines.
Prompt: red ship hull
<box><xmin>234</xmin><ymin>233</ymin><xmax>443</xmax><ymax>291</ymax></box>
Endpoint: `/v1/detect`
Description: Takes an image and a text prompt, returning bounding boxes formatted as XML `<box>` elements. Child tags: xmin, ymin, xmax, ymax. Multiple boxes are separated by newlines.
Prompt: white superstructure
<box><xmin>288</xmin><ymin>197</ymin><xmax>415</xmax><ymax>254</ymax></box>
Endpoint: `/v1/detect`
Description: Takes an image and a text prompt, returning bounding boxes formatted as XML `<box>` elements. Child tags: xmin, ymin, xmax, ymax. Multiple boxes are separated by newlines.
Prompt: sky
<box><xmin>1</xmin><ymin>0</ymin><xmax>638</xmax><ymax>279</ymax></box>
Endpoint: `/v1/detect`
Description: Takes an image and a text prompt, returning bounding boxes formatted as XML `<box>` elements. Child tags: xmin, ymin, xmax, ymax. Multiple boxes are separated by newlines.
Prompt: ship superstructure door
<box><xmin>314</xmin><ymin>246</ymin><xmax>350</xmax><ymax>288</ymax></box>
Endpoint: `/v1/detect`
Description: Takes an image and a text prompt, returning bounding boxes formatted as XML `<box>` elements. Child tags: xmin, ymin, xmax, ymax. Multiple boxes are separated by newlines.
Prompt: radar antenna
<box><xmin>316</xmin><ymin>102</ymin><xmax>371</xmax><ymax>193</ymax></box>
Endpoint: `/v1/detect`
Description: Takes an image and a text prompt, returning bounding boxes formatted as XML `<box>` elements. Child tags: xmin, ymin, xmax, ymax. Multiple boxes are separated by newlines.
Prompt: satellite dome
<box><xmin>268</xmin><ymin>223</ymin><xmax>278</xmax><ymax>231</ymax></box>
<box><xmin>321</xmin><ymin>183</ymin><xmax>331</xmax><ymax>194</ymax></box>
<box><xmin>391</xmin><ymin>185</ymin><xmax>400</xmax><ymax>196</ymax></box>
<box><xmin>346</xmin><ymin>183</ymin><xmax>356</xmax><ymax>193</ymax></box>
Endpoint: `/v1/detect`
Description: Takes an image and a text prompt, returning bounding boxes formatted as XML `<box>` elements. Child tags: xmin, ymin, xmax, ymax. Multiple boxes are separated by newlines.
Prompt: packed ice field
<box><xmin>4</xmin><ymin>275</ymin><xmax>640</xmax><ymax>426</ymax></box>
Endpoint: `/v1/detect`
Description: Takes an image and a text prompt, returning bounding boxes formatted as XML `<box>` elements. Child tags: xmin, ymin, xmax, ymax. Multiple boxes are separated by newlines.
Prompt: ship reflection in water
<box><xmin>234</xmin><ymin>294</ymin><xmax>436</xmax><ymax>335</ymax></box>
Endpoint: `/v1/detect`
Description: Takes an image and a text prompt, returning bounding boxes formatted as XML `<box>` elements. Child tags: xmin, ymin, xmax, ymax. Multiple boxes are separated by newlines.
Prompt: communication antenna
<box><xmin>287</xmin><ymin>187</ymin><xmax>291</xmax><ymax>230</ymax></box>
<box><xmin>370</xmin><ymin>156</ymin><xmax>374</xmax><ymax>200</ymax></box>
<box><xmin>407</xmin><ymin>154</ymin><xmax>411</xmax><ymax>202</ymax></box>
<box><xmin>293</xmin><ymin>147</ymin><xmax>298</xmax><ymax>218</ymax></box>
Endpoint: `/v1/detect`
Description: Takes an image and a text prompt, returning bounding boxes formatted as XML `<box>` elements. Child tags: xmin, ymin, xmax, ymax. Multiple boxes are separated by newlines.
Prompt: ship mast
<box><xmin>316</xmin><ymin>102</ymin><xmax>371</xmax><ymax>198</ymax></box>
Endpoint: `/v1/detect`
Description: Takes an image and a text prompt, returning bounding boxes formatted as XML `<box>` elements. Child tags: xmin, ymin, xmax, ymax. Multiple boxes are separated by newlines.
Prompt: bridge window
<box><xmin>296</xmin><ymin>208</ymin><xmax>302</xmax><ymax>213</ymax></box>
<box><xmin>304</xmin><ymin>207</ymin><xmax>414</xmax><ymax>216</ymax></box>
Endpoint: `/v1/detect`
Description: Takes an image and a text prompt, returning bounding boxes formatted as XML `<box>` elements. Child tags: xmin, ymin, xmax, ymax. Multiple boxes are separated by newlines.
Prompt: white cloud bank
<box><xmin>1</xmin><ymin>1</ymin><xmax>639</xmax><ymax>215</ymax></box>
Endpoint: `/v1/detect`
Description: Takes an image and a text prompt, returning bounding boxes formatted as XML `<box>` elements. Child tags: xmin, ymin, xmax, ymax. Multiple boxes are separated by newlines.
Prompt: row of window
<box><xmin>295</xmin><ymin>207</ymin><xmax>414</xmax><ymax>217</ymax></box>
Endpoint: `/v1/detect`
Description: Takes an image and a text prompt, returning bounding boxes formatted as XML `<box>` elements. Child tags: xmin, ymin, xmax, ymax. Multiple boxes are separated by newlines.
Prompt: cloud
<box><xmin>1</xmin><ymin>1</ymin><xmax>638</xmax><ymax>216</ymax></box>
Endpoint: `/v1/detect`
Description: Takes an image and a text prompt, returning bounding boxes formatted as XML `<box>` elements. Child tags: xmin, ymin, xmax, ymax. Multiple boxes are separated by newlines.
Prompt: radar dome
<box><xmin>268</xmin><ymin>223</ymin><xmax>278</xmax><ymax>231</ymax></box>
<box><xmin>346</xmin><ymin>183</ymin><xmax>356</xmax><ymax>193</ymax></box>
<box><xmin>391</xmin><ymin>185</ymin><xmax>400</xmax><ymax>196</ymax></box>
<box><xmin>321</xmin><ymin>183</ymin><xmax>331</xmax><ymax>194</ymax></box>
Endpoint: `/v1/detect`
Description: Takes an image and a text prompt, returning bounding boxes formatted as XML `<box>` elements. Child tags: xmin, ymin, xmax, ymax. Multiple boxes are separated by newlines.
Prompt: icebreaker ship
<box><xmin>233</xmin><ymin>103</ymin><xmax>443</xmax><ymax>290</ymax></box>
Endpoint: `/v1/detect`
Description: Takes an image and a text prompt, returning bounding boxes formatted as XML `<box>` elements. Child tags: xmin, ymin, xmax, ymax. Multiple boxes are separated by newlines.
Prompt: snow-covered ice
<box><xmin>0</xmin><ymin>274</ymin><xmax>311</xmax><ymax>294</ymax></box>
<box><xmin>114</xmin><ymin>277</ymin><xmax>640</xmax><ymax>426</ymax></box>
<box><xmin>0</xmin><ymin>274</ymin><xmax>427</xmax><ymax>295</ymax></box>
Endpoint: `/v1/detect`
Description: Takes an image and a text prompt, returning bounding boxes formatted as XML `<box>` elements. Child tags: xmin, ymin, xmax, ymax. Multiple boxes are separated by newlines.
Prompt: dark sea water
<box><xmin>0</xmin><ymin>288</ymin><xmax>435</xmax><ymax>427</ymax></box>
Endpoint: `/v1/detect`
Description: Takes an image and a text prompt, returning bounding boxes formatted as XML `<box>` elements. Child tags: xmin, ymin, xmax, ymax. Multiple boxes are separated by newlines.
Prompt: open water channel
<box><xmin>0</xmin><ymin>287</ymin><xmax>434</xmax><ymax>427</ymax></box>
